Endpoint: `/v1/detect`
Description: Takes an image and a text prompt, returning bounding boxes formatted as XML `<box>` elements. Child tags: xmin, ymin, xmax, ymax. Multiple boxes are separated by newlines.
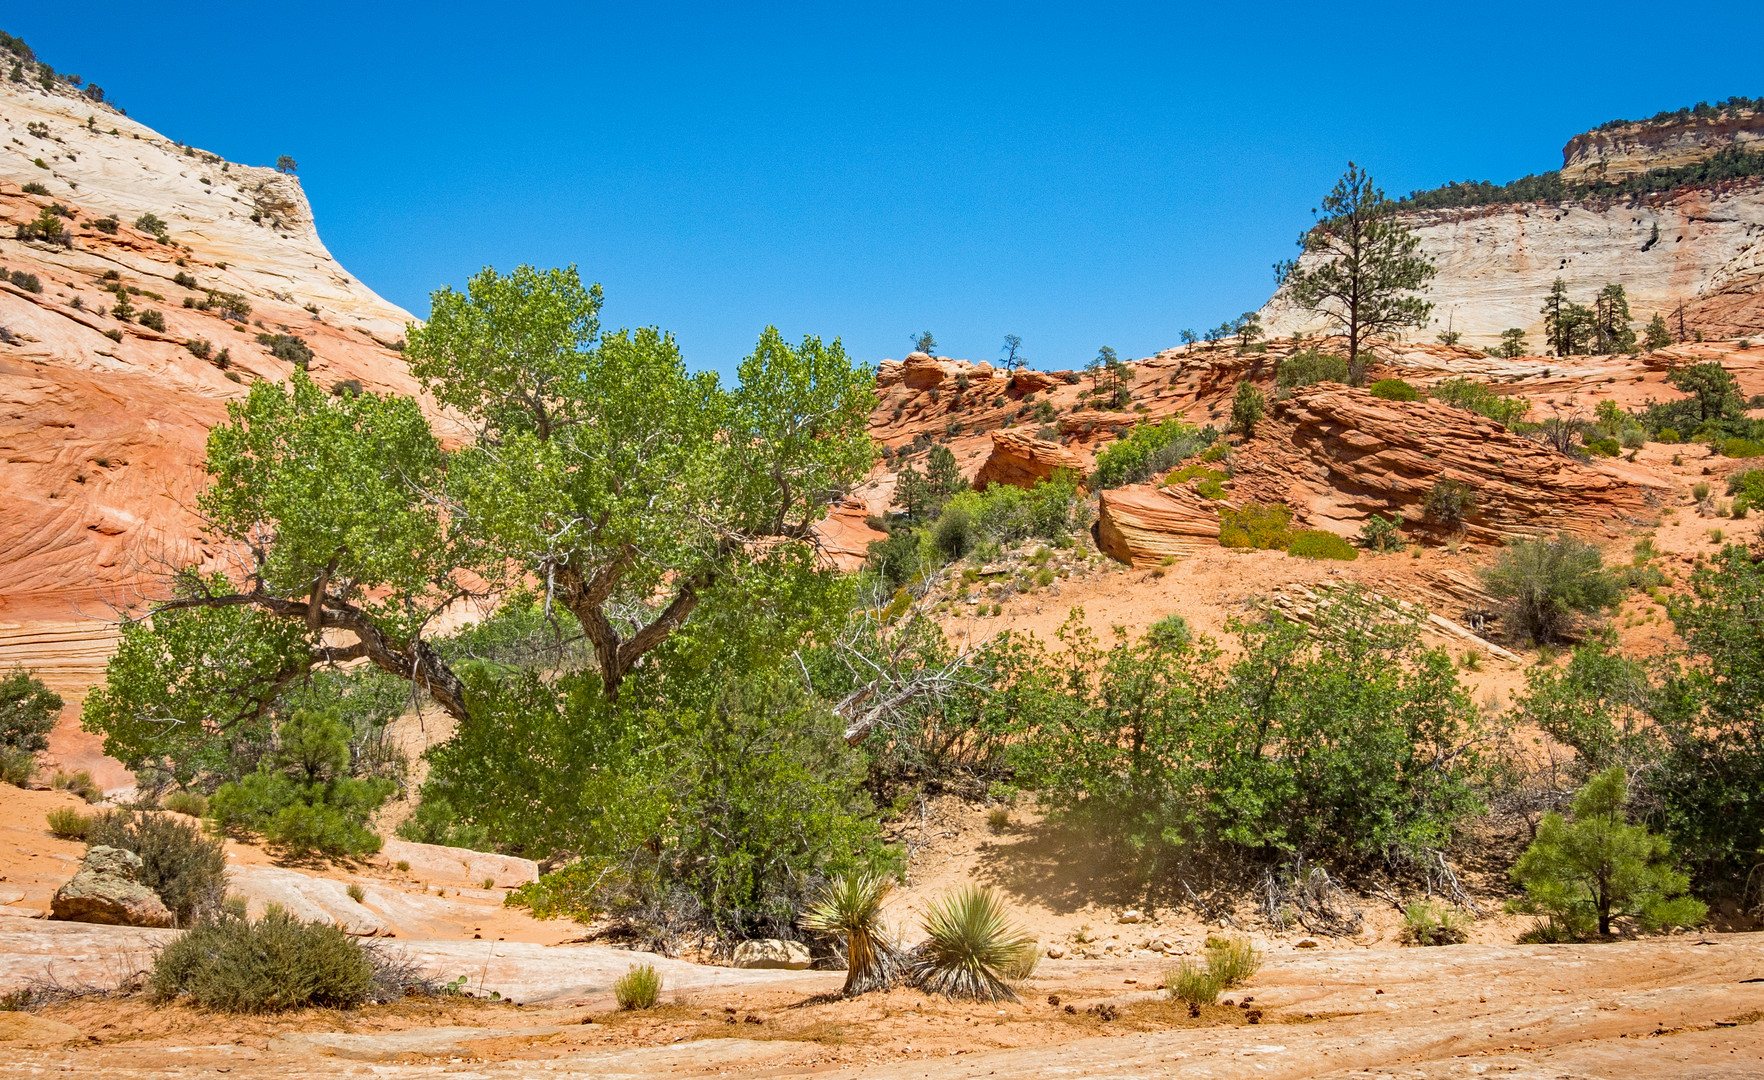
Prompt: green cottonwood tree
<box><xmin>1275</xmin><ymin>164</ymin><xmax>1436</xmax><ymax>372</ymax></box>
<box><xmin>85</xmin><ymin>265</ymin><xmax>876</xmax><ymax>773</ymax></box>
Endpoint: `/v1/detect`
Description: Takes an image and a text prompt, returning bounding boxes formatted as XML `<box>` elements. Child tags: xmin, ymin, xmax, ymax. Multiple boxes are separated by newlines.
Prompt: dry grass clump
<box><xmin>45</xmin><ymin>807</ymin><xmax>92</xmax><ymax>840</ymax></box>
<box><xmin>911</xmin><ymin>886</ymin><xmax>1038</xmax><ymax>1002</ymax></box>
<box><xmin>800</xmin><ymin>872</ymin><xmax>902</xmax><ymax>996</ymax></box>
<box><xmin>613</xmin><ymin>963</ymin><xmax>661</xmax><ymax>1010</ymax></box>
<box><xmin>162</xmin><ymin>791</ymin><xmax>208</xmax><ymax>818</ymax></box>
<box><xmin>1400</xmin><ymin>900</ymin><xmax>1470</xmax><ymax>946</ymax></box>
<box><xmin>1167</xmin><ymin>934</ymin><xmax>1261</xmax><ymax>1004</ymax></box>
<box><xmin>151</xmin><ymin>908</ymin><xmax>379</xmax><ymax>1011</ymax></box>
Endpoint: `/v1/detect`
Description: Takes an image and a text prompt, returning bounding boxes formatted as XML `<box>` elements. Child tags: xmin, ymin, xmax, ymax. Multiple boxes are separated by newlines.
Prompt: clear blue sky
<box><xmin>12</xmin><ymin>3</ymin><xmax>1760</xmax><ymax>376</ymax></box>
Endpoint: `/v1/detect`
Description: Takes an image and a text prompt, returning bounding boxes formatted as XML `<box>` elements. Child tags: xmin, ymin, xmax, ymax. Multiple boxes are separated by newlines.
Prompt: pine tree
<box><xmin>1593</xmin><ymin>284</ymin><xmax>1636</xmax><ymax>354</ymax></box>
<box><xmin>1499</xmin><ymin>328</ymin><xmax>1528</xmax><ymax>359</ymax></box>
<box><xmin>1541</xmin><ymin>278</ymin><xmax>1572</xmax><ymax>356</ymax></box>
<box><xmin>1275</xmin><ymin>163</ymin><xmax>1436</xmax><ymax>373</ymax></box>
<box><xmin>1642</xmin><ymin>314</ymin><xmax>1672</xmax><ymax>352</ymax></box>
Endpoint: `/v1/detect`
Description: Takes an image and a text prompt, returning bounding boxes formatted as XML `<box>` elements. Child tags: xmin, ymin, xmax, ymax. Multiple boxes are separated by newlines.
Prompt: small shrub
<box><xmin>1722</xmin><ymin>438</ymin><xmax>1763</xmax><ymax>459</ymax></box>
<box><xmin>613</xmin><ymin>963</ymin><xmax>661</xmax><ymax>1009</ymax></box>
<box><xmin>184</xmin><ymin>338</ymin><xmax>212</xmax><ymax>360</ymax></box>
<box><xmin>910</xmin><ymin>887</ymin><xmax>1037</xmax><ymax>1002</ymax></box>
<box><xmin>395</xmin><ymin>860</ymin><xmax>411</xmax><ymax>872</ymax></box>
<box><xmin>45</xmin><ymin>807</ymin><xmax>91</xmax><ymax>839</ymax></box>
<box><xmin>482</xmin><ymin>877</ymin><xmax>494</xmax><ymax>890</ymax></box>
<box><xmin>1400</xmin><ymin>901</ymin><xmax>1469</xmax><ymax>946</ymax></box>
<box><xmin>346</xmin><ymin>883</ymin><xmax>365</xmax><ymax>903</ymax></box>
<box><xmin>1287</xmin><ymin>529</ymin><xmax>1358</xmax><ymax>561</ymax></box>
<box><xmin>1368</xmin><ymin>378</ymin><xmax>1418</xmax><ymax>401</ymax></box>
<box><xmin>1657</xmin><ymin>428</ymin><xmax>1680</xmax><ymax>443</ymax></box>
<box><xmin>162</xmin><ymin>791</ymin><xmax>207</xmax><ymax>818</ymax></box>
<box><xmin>256</xmin><ymin>333</ymin><xmax>313</xmax><ymax>369</ymax></box>
<box><xmin>1585</xmin><ymin>436</ymin><xmax>1620</xmax><ymax>457</ymax></box>
<box><xmin>8</xmin><ymin>270</ymin><xmax>42</xmax><ymax>293</ymax></box>
<box><xmin>1204</xmin><ymin>934</ymin><xmax>1261</xmax><ymax>986</ymax></box>
<box><xmin>1481</xmin><ymin>534</ymin><xmax>1621</xmax><ymax>646</ymax></box>
<box><xmin>138</xmin><ymin>309</ymin><xmax>166</xmax><ymax>332</ymax></box>
<box><xmin>50</xmin><ymin>769</ymin><xmax>102</xmax><ymax>803</ymax></box>
<box><xmin>801</xmin><ymin>872</ymin><xmax>901</xmax><ymax>996</ymax></box>
<box><xmin>1277</xmin><ymin>348</ymin><xmax>1350</xmax><ymax>390</ymax></box>
<box><xmin>1</xmin><ymin>666</ymin><xmax>61</xmax><ymax>759</ymax></box>
<box><xmin>1167</xmin><ymin>959</ymin><xmax>1225</xmax><ymax>1004</ymax></box>
<box><xmin>172</xmin><ymin>271</ymin><xmax>197</xmax><ymax>289</ymax></box>
<box><xmin>1423</xmin><ymin>479</ymin><xmax>1477</xmax><ymax>527</ymax></box>
<box><xmin>1431</xmin><ymin>377</ymin><xmax>1528</xmax><ymax>426</ymax></box>
<box><xmin>1230</xmin><ymin>382</ymin><xmax>1265</xmax><ymax>437</ymax></box>
<box><xmin>1619</xmin><ymin>427</ymin><xmax>1647</xmax><ymax>450</ymax></box>
<box><xmin>133</xmin><ymin>213</ymin><xmax>170</xmax><ymax>241</ymax></box>
<box><xmin>85</xmin><ymin>810</ymin><xmax>228</xmax><ymax>923</ymax></box>
<box><xmin>1691</xmin><ymin>481</ymin><xmax>1711</xmax><ymax>502</ymax></box>
<box><xmin>1359</xmin><ymin>513</ymin><xmax>1405</xmax><ymax>552</ymax></box>
<box><xmin>0</xmin><ymin>748</ymin><xmax>38</xmax><ymax>787</ymax></box>
<box><xmin>90</xmin><ymin>215</ymin><xmax>119</xmax><ymax>234</ymax></box>
<box><xmin>151</xmin><ymin>909</ymin><xmax>378</xmax><ymax>1011</ymax></box>
<box><xmin>21</xmin><ymin>181</ymin><xmax>50</xmax><ymax>196</ymax></box>
<box><xmin>1146</xmin><ymin>613</ymin><xmax>1193</xmax><ymax>648</ymax></box>
<box><xmin>1218</xmin><ymin>503</ymin><xmax>1292</xmax><ymax>550</ymax></box>
<box><xmin>987</xmin><ymin>807</ymin><xmax>1011</xmax><ymax>831</ymax></box>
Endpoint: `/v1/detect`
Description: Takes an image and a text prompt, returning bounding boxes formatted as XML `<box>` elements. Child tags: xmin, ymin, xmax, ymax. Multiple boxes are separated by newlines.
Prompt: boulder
<box><xmin>1011</xmin><ymin>369</ymin><xmax>1059</xmax><ymax>394</ymax></box>
<box><xmin>974</xmin><ymin>430</ymin><xmax>1086</xmax><ymax>491</ymax></box>
<box><xmin>1119</xmin><ymin>909</ymin><xmax>1144</xmax><ymax>923</ymax></box>
<box><xmin>50</xmin><ymin>846</ymin><xmax>173</xmax><ymax>927</ymax></box>
<box><xmin>901</xmin><ymin>353</ymin><xmax>954</xmax><ymax>389</ymax></box>
<box><xmin>1095</xmin><ymin>484</ymin><xmax>1223</xmax><ymax>566</ymax></box>
<box><xmin>731</xmin><ymin>939</ymin><xmax>812</xmax><ymax>970</ymax></box>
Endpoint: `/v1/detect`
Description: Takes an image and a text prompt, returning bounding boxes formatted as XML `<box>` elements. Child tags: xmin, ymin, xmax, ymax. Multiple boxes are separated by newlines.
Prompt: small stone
<box><xmin>1119</xmin><ymin>909</ymin><xmax>1144</xmax><ymax>923</ymax></box>
<box><xmin>1045</xmin><ymin>944</ymin><xmax>1066</xmax><ymax>959</ymax></box>
<box><xmin>1295</xmin><ymin>938</ymin><xmax>1320</xmax><ymax>949</ymax></box>
<box><xmin>730</xmin><ymin>939</ymin><xmax>811</xmax><ymax>970</ymax></box>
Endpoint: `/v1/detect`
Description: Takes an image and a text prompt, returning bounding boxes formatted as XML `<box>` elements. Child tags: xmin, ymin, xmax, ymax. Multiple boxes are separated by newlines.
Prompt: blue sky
<box><xmin>12</xmin><ymin>3</ymin><xmax>1761</xmax><ymax>376</ymax></box>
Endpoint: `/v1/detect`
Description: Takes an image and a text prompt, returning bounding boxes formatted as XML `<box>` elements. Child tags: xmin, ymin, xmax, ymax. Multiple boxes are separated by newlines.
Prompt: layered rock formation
<box><xmin>1229</xmin><ymin>385</ymin><xmax>1666</xmax><ymax>543</ymax></box>
<box><xmin>973</xmin><ymin>430</ymin><xmax>1086</xmax><ymax>490</ymax></box>
<box><xmin>1094</xmin><ymin>482</ymin><xmax>1223</xmax><ymax>566</ymax></box>
<box><xmin>1562</xmin><ymin>106</ymin><xmax>1764</xmax><ymax>182</ymax></box>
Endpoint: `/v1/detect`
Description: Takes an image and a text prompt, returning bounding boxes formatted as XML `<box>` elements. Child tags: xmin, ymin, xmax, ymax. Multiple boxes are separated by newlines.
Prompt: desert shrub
<box><xmin>1277</xmin><ymin>348</ymin><xmax>1350</xmax><ymax>390</ymax></box>
<box><xmin>613</xmin><ymin>963</ymin><xmax>661</xmax><ymax>1009</ymax></box>
<box><xmin>1691</xmin><ymin>481</ymin><xmax>1710</xmax><ymax>502</ymax></box>
<box><xmin>1204</xmin><ymin>934</ymin><xmax>1261</xmax><ymax>985</ymax></box>
<box><xmin>8</xmin><ymin>270</ymin><xmax>42</xmax><ymax>293</ymax></box>
<box><xmin>1368</xmin><ymin>378</ymin><xmax>1418</xmax><ymax>401</ymax></box>
<box><xmin>45</xmin><ymin>807</ymin><xmax>91</xmax><ymax>839</ymax></box>
<box><xmin>173</xmin><ymin>271</ymin><xmax>197</xmax><ymax>289</ymax></box>
<box><xmin>1726</xmin><ymin>469</ymin><xmax>1764</xmax><ymax>509</ymax></box>
<box><xmin>202</xmin><ymin>289</ymin><xmax>251</xmax><ymax>320</ymax></box>
<box><xmin>1723</xmin><ymin>438</ymin><xmax>1764</xmax><ymax>458</ymax></box>
<box><xmin>1230</xmin><ymin>382</ymin><xmax>1264</xmax><ymax>437</ymax></box>
<box><xmin>1091</xmin><ymin>419</ymin><xmax>1217</xmax><ymax>489</ymax></box>
<box><xmin>51</xmin><ymin>769</ymin><xmax>102</xmax><ymax>802</ymax></box>
<box><xmin>1430</xmin><ymin>377</ymin><xmax>1529</xmax><ymax>426</ymax></box>
<box><xmin>1</xmin><ymin>666</ymin><xmax>61</xmax><ymax>758</ymax></box>
<box><xmin>800</xmin><ymin>871</ymin><xmax>901</xmax><ymax>996</ymax></box>
<box><xmin>1217</xmin><ymin>502</ymin><xmax>1292</xmax><ymax>550</ymax></box>
<box><xmin>1358</xmin><ymin>513</ymin><xmax>1405</xmax><ymax>552</ymax></box>
<box><xmin>21</xmin><ymin>181</ymin><xmax>49</xmax><ymax>196</ymax></box>
<box><xmin>91</xmin><ymin>215</ymin><xmax>119</xmax><ymax>234</ymax></box>
<box><xmin>209</xmin><ymin>708</ymin><xmax>395</xmax><ymax>860</ymax></box>
<box><xmin>133</xmin><ymin>212</ymin><xmax>170</xmax><ymax>241</ymax></box>
<box><xmin>1507</xmin><ymin>768</ymin><xmax>1705</xmax><ymax>938</ymax></box>
<box><xmin>16</xmin><ymin>208</ymin><xmax>71</xmax><ymax>247</ymax></box>
<box><xmin>1162</xmin><ymin>461</ymin><xmax>1228</xmax><ymax>497</ymax></box>
<box><xmin>1619</xmin><ymin>427</ymin><xmax>1647</xmax><ymax>449</ymax></box>
<box><xmin>1422</xmin><ymin>479</ymin><xmax>1477</xmax><ymax>527</ymax></box>
<box><xmin>1481</xmin><ymin>535</ymin><xmax>1620</xmax><ymax>645</ymax></box>
<box><xmin>163</xmin><ymin>791</ymin><xmax>208</xmax><ymax>818</ymax></box>
<box><xmin>910</xmin><ymin>887</ymin><xmax>1037</xmax><ymax>1003</ymax></box>
<box><xmin>931</xmin><ymin>502</ymin><xmax>976</xmax><ymax>560</ymax></box>
<box><xmin>84</xmin><ymin>810</ymin><xmax>227</xmax><ymax>923</ymax></box>
<box><xmin>1584</xmin><ymin>435</ymin><xmax>1620</xmax><ymax>457</ymax></box>
<box><xmin>151</xmin><ymin>909</ymin><xmax>378</xmax><ymax>1011</ymax></box>
<box><xmin>1399</xmin><ymin>901</ymin><xmax>1469</xmax><ymax>945</ymax></box>
<box><xmin>865</xmin><ymin>530</ymin><xmax>932</xmax><ymax>589</ymax></box>
<box><xmin>1287</xmin><ymin>529</ymin><xmax>1358</xmax><ymax>561</ymax></box>
<box><xmin>138</xmin><ymin>309</ymin><xmax>166</xmax><ymax>332</ymax></box>
<box><xmin>1657</xmin><ymin>428</ymin><xmax>1680</xmax><ymax>443</ymax></box>
<box><xmin>941</xmin><ymin>475</ymin><xmax>1081</xmax><ymax>549</ymax></box>
<box><xmin>185</xmin><ymin>338</ymin><xmax>212</xmax><ymax>360</ymax></box>
<box><xmin>0</xmin><ymin>748</ymin><xmax>35</xmax><ymax>786</ymax></box>
<box><xmin>1146</xmin><ymin>613</ymin><xmax>1192</xmax><ymax>648</ymax></box>
<box><xmin>1167</xmin><ymin>958</ymin><xmax>1225</xmax><ymax>1004</ymax></box>
<box><xmin>394</xmin><ymin>796</ymin><xmax>491</xmax><ymax>852</ymax></box>
<box><xmin>256</xmin><ymin>333</ymin><xmax>313</xmax><ymax>369</ymax></box>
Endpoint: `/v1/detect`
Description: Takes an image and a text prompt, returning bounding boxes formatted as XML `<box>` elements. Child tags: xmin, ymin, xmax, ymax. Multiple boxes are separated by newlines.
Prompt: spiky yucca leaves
<box><xmin>910</xmin><ymin>886</ymin><xmax>1038</xmax><ymax>1002</ymax></box>
<box><xmin>801</xmin><ymin>871</ymin><xmax>902</xmax><ymax>996</ymax></box>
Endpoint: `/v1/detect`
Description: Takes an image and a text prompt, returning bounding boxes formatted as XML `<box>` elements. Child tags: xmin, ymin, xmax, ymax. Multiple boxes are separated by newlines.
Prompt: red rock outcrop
<box><xmin>1094</xmin><ymin>483</ymin><xmax>1223</xmax><ymax>566</ymax></box>
<box><xmin>1229</xmin><ymin>385</ymin><xmax>1668</xmax><ymax>543</ymax></box>
<box><xmin>811</xmin><ymin>497</ymin><xmax>888</xmax><ymax>572</ymax></box>
<box><xmin>973</xmin><ymin>430</ymin><xmax>1086</xmax><ymax>491</ymax></box>
<box><xmin>1009</xmin><ymin>369</ymin><xmax>1059</xmax><ymax>394</ymax></box>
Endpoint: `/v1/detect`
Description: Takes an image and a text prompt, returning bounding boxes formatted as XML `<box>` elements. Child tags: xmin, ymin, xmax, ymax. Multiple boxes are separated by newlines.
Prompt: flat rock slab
<box><xmin>379</xmin><ymin>840</ymin><xmax>538</xmax><ymax>888</ymax></box>
<box><xmin>270</xmin><ymin>1025</ymin><xmax>562</xmax><ymax>1061</ymax></box>
<box><xmin>227</xmin><ymin>866</ymin><xmax>390</xmax><ymax>936</ymax></box>
<box><xmin>0</xmin><ymin>1012</ymin><xmax>82</xmax><ymax>1047</ymax></box>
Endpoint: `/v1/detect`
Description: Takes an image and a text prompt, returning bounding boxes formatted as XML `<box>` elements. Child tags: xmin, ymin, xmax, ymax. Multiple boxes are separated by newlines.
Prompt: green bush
<box><xmin>1218</xmin><ymin>503</ymin><xmax>1292</xmax><ymax>550</ymax></box>
<box><xmin>930</xmin><ymin>503</ymin><xmax>976</xmax><ymax>560</ymax></box>
<box><xmin>1726</xmin><ymin>469</ymin><xmax>1764</xmax><ymax>503</ymax></box>
<box><xmin>1091</xmin><ymin>419</ymin><xmax>1217</xmax><ymax>489</ymax></box>
<box><xmin>1287</xmin><ymin>529</ymin><xmax>1358</xmax><ymax>561</ymax></box>
<box><xmin>138</xmin><ymin>309</ymin><xmax>166</xmax><ymax>332</ymax></box>
<box><xmin>910</xmin><ymin>887</ymin><xmax>1037</xmax><ymax>1003</ymax></box>
<box><xmin>151</xmin><ymin>909</ymin><xmax>379</xmax><ymax>1011</ymax></box>
<box><xmin>209</xmin><ymin>709</ymin><xmax>394</xmax><ymax>859</ymax></box>
<box><xmin>1276</xmin><ymin>349</ymin><xmax>1349</xmax><ymax>390</ymax></box>
<box><xmin>1399</xmin><ymin>901</ymin><xmax>1468</xmax><ymax>945</ymax></box>
<box><xmin>1146</xmin><ymin>613</ymin><xmax>1192</xmax><ymax>648</ymax></box>
<box><xmin>50</xmin><ymin>769</ymin><xmax>102</xmax><ymax>803</ymax></box>
<box><xmin>256</xmin><ymin>333</ymin><xmax>313</xmax><ymax>369</ymax></box>
<box><xmin>1204</xmin><ymin>934</ymin><xmax>1260</xmax><ymax>985</ymax></box>
<box><xmin>801</xmin><ymin>872</ymin><xmax>901</xmax><ymax>996</ymax></box>
<box><xmin>1</xmin><ymin>666</ymin><xmax>61</xmax><ymax>758</ymax></box>
<box><xmin>1422</xmin><ymin>479</ymin><xmax>1477</xmax><ymax>527</ymax></box>
<box><xmin>8</xmin><ymin>270</ymin><xmax>41</xmax><ymax>293</ymax></box>
<box><xmin>1585</xmin><ymin>436</ymin><xmax>1620</xmax><ymax>457</ymax></box>
<box><xmin>613</xmin><ymin>963</ymin><xmax>661</xmax><ymax>1009</ymax></box>
<box><xmin>1358</xmin><ymin>513</ymin><xmax>1405</xmax><ymax>552</ymax></box>
<box><xmin>0</xmin><ymin>748</ymin><xmax>36</xmax><ymax>787</ymax></box>
<box><xmin>1430</xmin><ymin>377</ymin><xmax>1529</xmax><ymax>426</ymax></box>
<box><xmin>163</xmin><ymin>791</ymin><xmax>208</xmax><ymax>818</ymax></box>
<box><xmin>1230</xmin><ymin>382</ymin><xmax>1265</xmax><ymax>437</ymax></box>
<box><xmin>1507</xmin><ymin>768</ymin><xmax>1705</xmax><ymax>938</ymax></box>
<box><xmin>45</xmin><ymin>807</ymin><xmax>91</xmax><ymax>839</ymax></box>
<box><xmin>1481</xmin><ymin>535</ymin><xmax>1620</xmax><ymax>645</ymax></box>
<box><xmin>1657</xmin><ymin>428</ymin><xmax>1680</xmax><ymax>443</ymax></box>
<box><xmin>1368</xmin><ymin>378</ymin><xmax>1418</xmax><ymax>401</ymax></box>
<box><xmin>1723</xmin><ymin>438</ymin><xmax>1764</xmax><ymax>458</ymax></box>
<box><xmin>1162</xmin><ymin>461</ymin><xmax>1228</xmax><ymax>498</ymax></box>
<box><xmin>84</xmin><ymin>810</ymin><xmax>227</xmax><ymax>923</ymax></box>
<box><xmin>1167</xmin><ymin>959</ymin><xmax>1224</xmax><ymax>1004</ymax></box>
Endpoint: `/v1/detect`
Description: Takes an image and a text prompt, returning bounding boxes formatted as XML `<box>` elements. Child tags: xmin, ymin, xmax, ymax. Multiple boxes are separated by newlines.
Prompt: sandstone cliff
<box><xmin>1562</xmin><ymin>105</ymin><xmax>1764</xmax><ymax>182</ymax></box>
<box><xmin>0</xmin><ymin>76</ymin><xmax>424</xmax><ymax>775</ymax></box>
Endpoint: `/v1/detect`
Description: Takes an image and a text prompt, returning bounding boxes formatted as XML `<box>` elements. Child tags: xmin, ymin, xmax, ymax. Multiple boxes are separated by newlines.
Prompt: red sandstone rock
<box><xmin>1010</xmin><ymin>369</ymin><xmax>1058</xmax><ymax>394</ymax></box>
<box><xmin>1094</xmin><ymin>484</ymin><xmax>1223</xmax><ymax>566</ymax></box>
<box><xmin>974</xmin><ymin>431</ymin><xmax>1086</xmax><ymax>491</ymax></box>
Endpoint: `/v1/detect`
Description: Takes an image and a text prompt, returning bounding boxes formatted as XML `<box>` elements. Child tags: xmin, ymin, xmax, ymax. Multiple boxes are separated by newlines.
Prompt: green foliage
<box><xmin>1276</xmin><ymin>349</ymin><xmax>1350</xmax><ymax>390</ymax></box>
<box><xmin>51</xmin><ymin>769</ymin><xmax>101</xmax><ymax>802</ymax></box>
<box><xmin>1429</xmin><ymin>377</ymin><xmax>1528</xmax><ymax>426</ymax></box>
<box><xmin>1482</xmin><ymin>535</ymin><xmax>1620</xmax><ymax>645</ymax></box>
<box><xmin>1218</xmin><ymin>502</ymin><xmax>1292</xmax><ymax>550</ymax></box>
<box><xmin>1277</xmin><ymin>164</ymin><xmax>1436</xmax><ymax>365</ymax></box>
<box><xmin>1167</xmin><ymin>935</ymin><xmax>1261</xmax><ymax>1004</ymax></box>
<box><xmin>1499</xmin><ymin>328</ymin><xmax>1529</xmax><ymax>358</ymax></box>
<box><xmin>800</xmin><ymin>871</ymin><xmax>900</xmax><ymax>995</ymax></box>
<box><xmin>163</xmin><ymin>791</ymin><xmax>208</xmax><ymax>818</ymax></box>
<box><xmin>151</xmin><ymin>909</ymin><xmax>378</xmax><ymax>1011</ymax></box>
<box><xmin>44</xmin><ymin>807</ymin><xmax>91</xmax><ymax>839</ymax></box>
<box><xmin>1287</xmin><ymin>529</ymin><xmax>1358</xmax><ymax>561</ymax></box>
<box><xmin>7</xmin><ymin>269</ymin><xmax>41</xmax><ymax>293</ymax></box>
<box><xmin>134</xmin><ymin>212</ymin><xmax>169</xmax><ymax>241</ymax></box>
<box><xmin>1164</xmin><ymin>462</ymin><xmax>1228</xmax><ymax>498</ymax></box>
<box><xmin>1400</xmin><ymin>901</ymin><xmax>1469</xmax><ymax>945</ymax></box>
<box><xmin>1146</xmin><ymin>613</ymin><xmax>1193</xmax><ymax>648</ymax></box>
<box><xmin>1230</xmin><ymin>381</ymin><xmax>1264</xmax><ymax>437</ymax></box>
<box><xmin>1167</xmin><ymin>959</ymin><xmax>1225</xmax><ymax>1004</ymax></box>
<box><xmin>1358</xmin><ymin>513</ymin><xmax>1406</xmax><ymax>553</ymax></box>
<box><xmin>255</xmin><ymin>333</ymin><xmax>312</xmax><ymax>368</ymax></box>
<box><xmin>1723</xmin><ymin>438</ymin><xmax>1763</xmax><ymax>459</ymax></box>
<box><xmin>0</xmin><ymin>748</ymin><xmax>36</xmax><ymax>787</ymax></box>
<box><xmin>613</xmin><ymin>963</ymin><xmax>661</xmax><ymax>1009</ymax></box>
<box><xmin>1395</xmin><ymin>144</ymin><xmax>1764</xmax><ymax>211</ymax></box>
<box><xmin>1368</xmin><ymin>378</ymin><xmax>1418</xmax><ymax>401</ymax></box>
<box><xmin>1422</xmin><ymin>479</ymin><xmax>1477</xmax><ymax>527</ymax></box>
<box><xmin>1642</xmin><ymin>314</ymin><xmax>1673</xmax><ymax>352</ymax></box>
<box><xmin>1091</xmin><ymin>419</ymin><xmax>1217</xmax><ymax>489</ymax></box>
<box><xmin>1</xmin><ymin>666</ymin><xmax>62</xmax><ymax>757</ymax></box>
<box><xmin>84</xmin><ymin>810</ymin><xmax>227</xmax><ymax>923</ymax></box>
<box><xmin>1508</xmin><ymin>768</ymin><xmax>1706</xmax><ymax>938</ymax></box>
<box><xmin>1009</xmin><ymin>591</ymin><xmax>1484</xmax><ymax>864</ymax></box>
<box><xmin>208</xmin><ymin>709</ymin><xmax>394</xmax><ymax>859</ymax></box>
<box><xmin>910</xmin><ymin>887</ymin><xmax>1037</xmax><ymax>1003</ymax></box>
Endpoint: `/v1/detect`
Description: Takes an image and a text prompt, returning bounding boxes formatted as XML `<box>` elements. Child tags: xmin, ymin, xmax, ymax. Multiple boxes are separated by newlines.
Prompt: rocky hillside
<box><xmin>0</xmin><ymin>73</ymin><xmax>425</xmax><ymax>769</ymax></box>
<box><xmin>1258</xmin><ymin>106</ymin><xmax>1764</xmax><ymax>347</ymax></box>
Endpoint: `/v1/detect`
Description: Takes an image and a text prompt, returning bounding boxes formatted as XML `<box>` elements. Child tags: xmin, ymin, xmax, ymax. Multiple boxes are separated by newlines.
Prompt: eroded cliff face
<box><xmin>0</xmin><ymin>79</ymin><xmax>425</xmax><ymax>750</ymax></box>
<box><xmin>1562</xmin><ymin>108</ymin><xmax>1764</xmax><ymax>181</ymax></box>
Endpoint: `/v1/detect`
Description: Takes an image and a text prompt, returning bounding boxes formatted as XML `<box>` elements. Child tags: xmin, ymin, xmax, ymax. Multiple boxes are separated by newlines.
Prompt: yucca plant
<box><xmin>910</xmin><ymin>886</ymin><xmax>1038</xmax><ymax>1003</ymax></box>
<box><xmin>800</xmin><ymin>872</ymin><xmax>902</xmax><ymax>996</ymax></box>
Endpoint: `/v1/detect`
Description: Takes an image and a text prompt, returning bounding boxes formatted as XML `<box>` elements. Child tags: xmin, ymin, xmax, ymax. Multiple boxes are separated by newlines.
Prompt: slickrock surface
<box><xmin>974</xmin><ymin>430</ymin><xmax>1086</xmax><ymax>490</ymax></box>
<box><xmin>1229</xmin><ymin>384</ymin><xmax>1667</xmax><ymax>542</ymax></box>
